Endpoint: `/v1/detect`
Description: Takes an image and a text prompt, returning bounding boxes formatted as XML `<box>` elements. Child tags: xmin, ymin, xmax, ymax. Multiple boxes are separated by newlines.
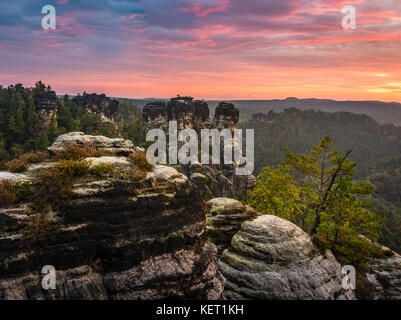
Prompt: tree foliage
<box><xmin>0</xmin><ymin>82</ymin><xmax>144</xmax><ymax>162</ymax></box>
<box><xmin>248</xmin><ymin>137</ymin><xmax>385</xmax><ymax>252</ymax></box>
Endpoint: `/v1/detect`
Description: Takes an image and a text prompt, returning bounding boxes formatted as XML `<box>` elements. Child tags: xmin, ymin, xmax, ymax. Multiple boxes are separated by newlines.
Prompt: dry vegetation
<box><xmin>21</xmin><ymin>151</ymin><xmax>49</xmax><ymax>164</ymax></box>
<box><xmin>128</xmin><ymin>151</ymin><xmax>154</xmax><ymax>171</ymax></box>
<box><xmin>54</xmin><ymin>143</ymin><xmax>114</xmax><ymax>161</ymax></box>
<box><xmin>0</xmin><ymin>179</ymin><xmax>30</xmax><ymax>207</ymax></box>
<box><xmin>5</xmin><ymin>158</ymin><xmax>27</xmax><ymax>173</ymax></box>
<box><xmin>31</xmin><ymin>159</ymin><xmax>116</xmax><ymax>210</ymax></box>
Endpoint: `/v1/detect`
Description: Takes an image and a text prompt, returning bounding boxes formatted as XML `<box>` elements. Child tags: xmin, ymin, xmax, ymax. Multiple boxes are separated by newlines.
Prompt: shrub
<box><xmin>22</xmin><ymin>214</ymin><xmax>61</xmax><ymax>244</ymax></box>
<box><xmin>313</xmin><ymin>234</ymin><xmax>385</xmax><ymax>270</ymax></box>
<box><xmin>55</xmin><ymin>143</ymin><xmax>97</xmax><ymax>160</ymax></box>
<box><xmin>22</xmin><ymin>151</ymin><xmax>49</xmax><ymax>164</ymax></box>
<box><xmin>55</xmin><ymin>143</ymin><xmax>115</xmax><ymax>161</ymax></box>
<box><xmin>0</xmin><ymin>179</ymin><xmax>30</xmax><ymax>207</ymax></box>
<box><xmin>54</xmin><ymin>160</ymin><xmax>90</xmax><ymax>177</ymax></box>
<box><xmin>89</xmin><ymin>163</ymin><xmax>115</xmax><ymax>177</ymax></box>
<box><xmin>31</xmin><ymin>160</ymin><xmax>90</xmax><ymax>209</ymax></box>
<box><xmin>113</xmin><ymin>168</ymin><xmax>147</xmax><ymax>182</ymax></box>
<box><xmin>129</xmin><ymin>151</ymin><xmax>154</xmax><ymax>171</ymax></box>
<box><xmin>128</xmin><ymin>168</ymin><xmax>147</xmax><ymax>182</ymax></box>
<box><xmin>0</xmin><ymin>161</ymin><xmax>7</xmax><ymax>170</ymax></box>
<box><xmin>5</xmin><ymin>158</ymin><xmax>27</xmax><ymax>173</ymax></box>
<box><xmin>93</xmin><ymin>149</ymin><xmax>115</xmax><ymax>157</ymax></box>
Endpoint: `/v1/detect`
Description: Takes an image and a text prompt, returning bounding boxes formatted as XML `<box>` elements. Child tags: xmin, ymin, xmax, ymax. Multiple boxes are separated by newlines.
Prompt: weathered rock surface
<box><xmin>142</xmin><ymin>97</ymin><xmax>255</xmax><ymax>198</ymax></box>
<box><xmin>33</xmin><ymin>90</ymin><xmax>58</xmax><ymax>126</ymax></box>
<box><xmin>34</xmin><ymin>90</ymin><xmax>58</xmax><ymax>111</ymax></box>
<box><xmin>0</xmin><ymin>158</ymin><xmax>224</xmax><ymax>300</ymax></box>
<box><xmin>72</xmin><ymin>93</ymin><xmax>119</xmax><ymax>123</ymax></box>
<box><xmin>48</xmin><ymin>132</ymin><xmax>136</xmax><ymax>156</ymax></box>
<box><xmin>0</xmin><ymin>172</ymin><xmax>28</xmax><ymax>181</ymax></box>
<box><xmin>85</xmin><ymin>156</ymin><xmax>131</xmax><ymax>168</ymax></box>
<box><xmin>206</xmin><ymin>198</ymin><xmax>260</xmax><ymax>254</ymax></box>
<box><xmin>214</xmin><ymin>102</ymin><xmax>239</xmax><ymax>130</ymax></box>
<box><xmin>357</xmin><ymin>246</ymin><xmax>401</xmax><ymax>300</ymax></box>
<box><xmin>219</xmin><ymin>215</ymin><xmax>355</xmax><ymax>300</ymax></box>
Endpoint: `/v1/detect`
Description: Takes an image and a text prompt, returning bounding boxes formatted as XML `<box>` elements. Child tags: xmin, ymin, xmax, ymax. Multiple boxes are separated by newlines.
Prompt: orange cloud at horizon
<box><xmin>1</xmin><ymin>0</ymin><xmax>401</xmax><ymax>102</ymax></box>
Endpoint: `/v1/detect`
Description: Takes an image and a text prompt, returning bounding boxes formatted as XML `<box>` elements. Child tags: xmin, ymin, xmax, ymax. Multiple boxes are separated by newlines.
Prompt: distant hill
<box><xmin>228</xmin><ymin>98</ymin><xmax>401</xmax><ymax>125</ymax></box>
<box><xmin>119</xmin><ymin>97</ymin><xmax>401</xmax><ymax>126</ymax></box>
<box><xmin>240</xmin><ymin>108</ymin><xmax>401</xmax><ymax>253</ymax></box>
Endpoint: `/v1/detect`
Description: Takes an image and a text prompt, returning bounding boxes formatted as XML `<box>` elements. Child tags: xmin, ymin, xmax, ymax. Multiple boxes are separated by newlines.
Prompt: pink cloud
<box><xmin>180</xmin><ymin>0</ymin><xmax>230</xmax><ymax>17</ymax></box>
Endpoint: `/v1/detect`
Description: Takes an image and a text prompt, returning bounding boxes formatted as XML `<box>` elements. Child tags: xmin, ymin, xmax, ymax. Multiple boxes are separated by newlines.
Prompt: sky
<box><xmin>0</xmin><ymin>0</ymin><xmax>401</xmax><ymax>101</ymax></box>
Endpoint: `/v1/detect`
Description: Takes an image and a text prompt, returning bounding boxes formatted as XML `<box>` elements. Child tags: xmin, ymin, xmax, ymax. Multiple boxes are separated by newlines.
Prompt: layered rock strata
<box><xmin>219</xmin><ymin>215</ymin><xmax>355</xmax><ymax>300</ymax></box>
<box><xmin>357</xmin><ymin>245</ymin><xmax>401</xmax><ymax>300</ymax></box>
<box><xmin>142</xmin><ymin>97</ymin><xmax>255</xmax><ymax>198</ymax></box>
<box><xmin>47</xmin><ymin>132</ymin><xmax>138</xmax><ymax>156</ymax></box>
<box><xmin>0</xmin><ymin>153</ymin><xmax>224</xmax><ymax>299</ymax></box>
<box><xmin>206</xmin><ymin>198</ymin><xmax>260</xmax><ymax>254</ymax></box>
<box><xmin>72</xmin><ymin>93</ymin><xmax>119</xmax><ymax>123</ymax></box>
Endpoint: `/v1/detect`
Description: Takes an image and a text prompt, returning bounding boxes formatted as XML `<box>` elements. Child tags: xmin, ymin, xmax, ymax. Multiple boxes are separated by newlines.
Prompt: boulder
<box><xmin>48</xmin><ymin>132</ymin><xmax>136</xmax><ymax>156</ymax></box>
<box><xmin>206</xmin><ymin>198</ymin><xmax>260</xmax><ymax>254</ymax></box>
<box><xmin>219</xmin><ymin>215</ymin><xmax>355</xmax><ymax>300</ymax></box>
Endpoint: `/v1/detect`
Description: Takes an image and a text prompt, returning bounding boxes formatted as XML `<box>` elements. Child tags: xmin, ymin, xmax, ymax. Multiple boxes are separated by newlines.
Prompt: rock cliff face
<box><xmin>33</xmin><ymin>90</ymin><xmax>58</xmax><ymax>126</ymax></box>
<box><xmin>0</xmin><ymin>141</ymin><xmax>224</xmax><ymax>299</ymax></box>
<box><xmin>206</xmin><ymin>198</ymin><xmax>260</xmax><ymax>254</ymax></box>
<box><xmin>219</xmin><ymin>215</ymin><xmax>355</xmax><ymax>300</ymax></box>
<box><xmin>357</xmin><ymin>245</ymin><xmax>401</xmax><ymax>300</ymax></box>
<box><xmin>2</xmin><ymin>132</ymin><xmax>399</xmax><ymax>300</ymax></box>
<box><xmin>72</xmin><ymin>93</ymin><xmax>119</xmax><ymax>123</ymax></box>
<box><xmin>142</xmin><ymin>97</ymin><xmax>255</xmax><ymax>198</ymax></box>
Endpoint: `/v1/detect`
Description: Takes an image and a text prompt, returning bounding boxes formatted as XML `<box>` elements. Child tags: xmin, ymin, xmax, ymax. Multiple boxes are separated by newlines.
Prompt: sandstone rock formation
<box><xmin>219</xmin><ymin>215</ymin><xmax>355</xmax><ymax>300</ymax></box>
<box><xmin>206</xmin><ymin>198</ymin><xmax>260</xmax><ymax>254</ymax></box>
<box><xmin>72</xmin><ymin>93</ymin><xmax>119</xmax><ymax>123</ymax></box>
<box><xmin>0</xmin><ymin>149</ymin><xmax>224</xmax><ymax>299</ymax></box>
<box><xmin>357</xmin><ymin>245</ymin><xmax>401</xmax><ymax>300</ymax></box>
<box><xmin>48</xmin><ymin>132</ymin><xmax>138</xmax><ymax>156</ymax></box>
<box><xmin>33</xmin><ymin>90</ymin><xmax>58</xmax><ymax>126</ymax></box>
<box><xmin>214</xmin><ymin>102</ymin><xmax>239</xmax><ymax>130</ymax></box>
<box><xmin>0</xmin><ymin>172</ymin><xmax>28</xmax><ymax>181</ymax></box>
<box><xmin>142</xmin><ymin>97</ymin><xmax>255</xmax><ymax>198</ymax></box>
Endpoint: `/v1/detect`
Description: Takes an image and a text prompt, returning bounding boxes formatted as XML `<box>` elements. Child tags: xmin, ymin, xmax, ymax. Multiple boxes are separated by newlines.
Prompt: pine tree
<box><xmin>249</xmin><ymin>136</ymin><xmax>384</xmax><ymax>241</ymax></box>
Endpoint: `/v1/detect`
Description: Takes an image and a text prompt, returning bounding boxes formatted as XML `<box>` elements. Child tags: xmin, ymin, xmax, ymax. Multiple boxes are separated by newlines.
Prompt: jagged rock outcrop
<box><xmin>142</xmin><ymin>102</ymin><xmax>169</xmax><ymax>131</ymax></box>
<box><xmin>48</xmin><ymin>132</ymin><xmax>138</xmax><ymax>156</ymax></box>
<box><xmin>142</xmin><ymin>97</ymin><xmax>255</xmax><ymax>198</ymax></box>
<box><xmin>219</xmin><ymin>215</ymin><xmax>355</xmax><ymax>300</ymax></box>
<box><xmin>72</xmin><ymin>93</ymin><xmax>119</xmax><ymax>123</ymax></box>
<box><xmin>214</xmin><ymin>102</ymin><xmax>239</xmax><ymax>130</ymax></box>
<box><xmin>167</xmin><ymin>96</ymin><xmax>210</xmax><ymax>129</ymax></box>
<box><xmin>206</xmin><ymin>198</ymin><xmax>260</xmax><ymax>254</ymax></box>
<box><xmin>33</xmin><ymin>90</ymin><xmax>58</xmax><ymax>126</ymax></box>
<box><xmin>357</xmin><ymin>245</ymin><xmax>401</xmax><ymax>300</ymax></box>
<box><xmin>0</xmin><ymin>152</ymin><xmax>224</xmax><ymax>299</ymax></box>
